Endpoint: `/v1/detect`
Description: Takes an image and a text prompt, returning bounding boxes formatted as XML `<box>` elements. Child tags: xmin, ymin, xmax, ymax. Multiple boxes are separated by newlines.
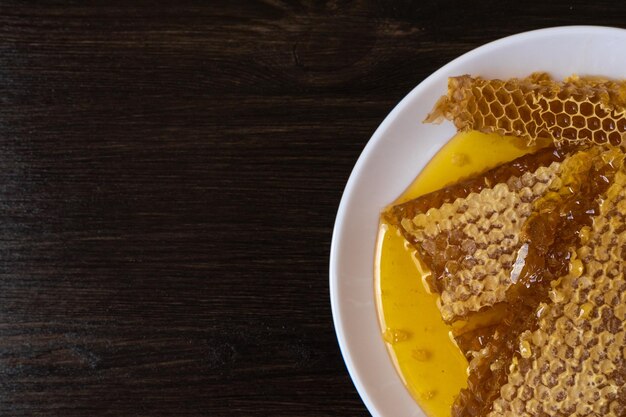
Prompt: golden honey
<box><xmin>375</xmin><ymin>131</ymin><xmax>538</xmax><ymax>417</ymax></box>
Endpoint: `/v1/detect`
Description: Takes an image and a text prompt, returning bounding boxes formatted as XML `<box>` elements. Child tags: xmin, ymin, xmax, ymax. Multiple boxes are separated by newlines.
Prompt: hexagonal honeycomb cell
<box><xmin>425</xmin><ymin>72</ymin><xmax>626</xmax><ymax>147</ymax></box>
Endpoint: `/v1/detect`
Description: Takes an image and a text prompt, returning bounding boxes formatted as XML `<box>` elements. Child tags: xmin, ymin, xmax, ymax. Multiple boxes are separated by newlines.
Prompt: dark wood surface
<box><xmin>0</xmin><ymin>2</ymin><xmax>624</xmax><ymax>416</ymax></box>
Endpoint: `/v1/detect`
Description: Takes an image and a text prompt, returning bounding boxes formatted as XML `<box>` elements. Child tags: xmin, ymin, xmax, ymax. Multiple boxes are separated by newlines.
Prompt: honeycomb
<box><xmin>384</xmin><ymin>71</ymin><xmax>626</xmax><ymax>417</ymax></box>
<box><xmin>425</xmin><ymin>72</ymin><xmax>626</xmax><ymax>147</ymax></box>
<box><xmin>399</xmin><ymin>163</ymin><xmax>559</xmax><ymax>322</ymax></box>
<box><xmin>488</xmin><ymin>164</ymin><xmax>626</xmax><ymax>417</ymax></box>
<box><xmin>384</xmin><ymin>148</ymin><xmax>568</xmax><ymax>322</ymax></box>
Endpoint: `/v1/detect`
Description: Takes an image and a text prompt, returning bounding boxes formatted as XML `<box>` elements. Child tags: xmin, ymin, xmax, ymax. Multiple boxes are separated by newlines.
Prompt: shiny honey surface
<box><xmin>375</xmin><ymin>131</ymin><xmax>539</xmax><ymax>417</ymax></box>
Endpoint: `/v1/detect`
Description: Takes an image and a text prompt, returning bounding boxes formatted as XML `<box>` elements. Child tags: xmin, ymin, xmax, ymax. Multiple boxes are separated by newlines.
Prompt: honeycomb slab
<box><xmin>391</xmin><ymin>160</ymin><xmax>561</xmax><ymax>322</ymax></box>
<box><xmin>425</xmin><ymin>72</ymin><xmax>626</xmax><ymax>147</ymax></box>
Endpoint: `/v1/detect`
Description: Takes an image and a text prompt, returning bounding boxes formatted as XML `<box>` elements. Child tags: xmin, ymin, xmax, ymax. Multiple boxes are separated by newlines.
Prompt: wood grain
<box><xmin>0</xmin><ymin>1</ymin><xmax>623</xmax><ymax>416</ymax></box>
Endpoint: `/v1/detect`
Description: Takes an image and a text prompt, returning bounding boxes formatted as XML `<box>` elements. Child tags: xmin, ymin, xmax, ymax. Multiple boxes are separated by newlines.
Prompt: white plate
<box><xmin>329</xmin><ymin>26</ymin><xmax>626</xmax><ymax>417</ymax></box>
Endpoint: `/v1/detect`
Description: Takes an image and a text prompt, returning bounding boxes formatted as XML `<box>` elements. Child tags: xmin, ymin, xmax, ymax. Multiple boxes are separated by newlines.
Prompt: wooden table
<box><xmin>0</xmin><ymin>2</ymin><xmax>624</xmax><ymax>416</ymax></box>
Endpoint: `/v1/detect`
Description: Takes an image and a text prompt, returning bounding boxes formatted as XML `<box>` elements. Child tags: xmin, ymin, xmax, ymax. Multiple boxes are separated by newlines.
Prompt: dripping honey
<box><xmin>375</xmin><ymin>131</ymin><xmax>540</xmax><ymax>417</ymax></box>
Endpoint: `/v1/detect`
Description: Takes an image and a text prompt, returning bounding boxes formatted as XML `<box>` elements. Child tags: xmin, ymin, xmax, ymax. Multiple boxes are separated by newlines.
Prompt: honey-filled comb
<box><xmin>381</xmin><ymin>73</ymin><xmax>626</xmax><ymax>417</ymax></box>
